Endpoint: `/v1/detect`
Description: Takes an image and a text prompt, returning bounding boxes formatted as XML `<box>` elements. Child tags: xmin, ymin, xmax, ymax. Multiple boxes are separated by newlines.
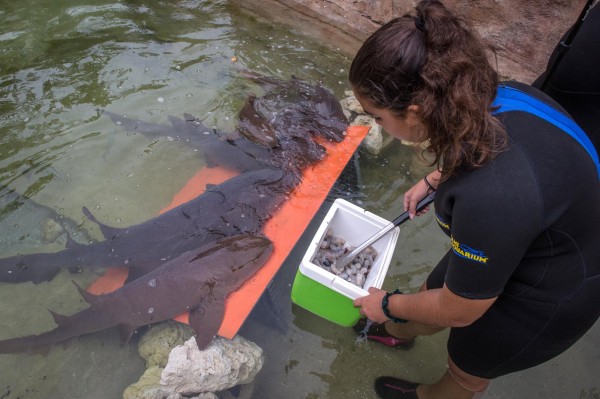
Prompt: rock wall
<box><xmin>231</xmin><ymin>0</ymin><xmax>589</xmax><ymax>83</ymax></box>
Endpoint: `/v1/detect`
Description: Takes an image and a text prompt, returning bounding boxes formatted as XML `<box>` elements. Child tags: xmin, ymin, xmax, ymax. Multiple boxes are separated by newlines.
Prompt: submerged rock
<box><xmin>161</xmin><ymin>335</ymin><xmax>263</xmax><ymax>395</ymax></box>
<box><xmin>123</xmin><ymin>365</ymin><xmax>163</xmax><ymax>399</ymax></box>
<box><xmin>353</xmin><ymin>114</ymin><xmax>383</xmax><ymax>155</ymax></box>
<box><xmin>124</xmin><ymin>323</ymin><xmax>263</xmax><ymax>399</ymax></box>
<box><xmin>341</xmin><ymin>92</ymin><xmax>385</xmax><ymax>155</ymax></box>
<box><xmin>340</xmin><ymin>94</ymin><xmax>364</xmax><ymax>117</ymax></box>
<box><xmin>41</xmin><ymin>217</ymin><xmax>64</xmax><ymax>243</ymax></box>
<box><xmin>138</xmin><ymin>321</ymin><xmax>194</xmax><ymax>368</ymax></box>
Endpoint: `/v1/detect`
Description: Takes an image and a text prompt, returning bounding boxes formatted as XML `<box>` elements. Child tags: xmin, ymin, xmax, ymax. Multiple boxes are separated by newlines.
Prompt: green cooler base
<box><xmin>291</xmin><ymin>270</ymin><xmax>361</xmax><ymax>327</ymax></box>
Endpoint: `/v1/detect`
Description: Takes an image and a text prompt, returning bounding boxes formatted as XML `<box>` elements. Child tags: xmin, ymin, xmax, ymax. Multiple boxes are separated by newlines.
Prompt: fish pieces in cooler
<box><xmin>312</xmin><ymin>228</ymin><xmax>378</xmax><ymax>288</ymax></box>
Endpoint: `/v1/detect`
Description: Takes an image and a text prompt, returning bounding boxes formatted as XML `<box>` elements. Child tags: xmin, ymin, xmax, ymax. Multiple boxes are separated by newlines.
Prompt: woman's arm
<box><xmin>404</xmin><ymin>170</ymin><xmax>441</xmax><ymax>219</ymax></box>
<box><xmin>353</xmin><ymin>284</ymin><xmax>497</xmax><ymax>327</ymax></box>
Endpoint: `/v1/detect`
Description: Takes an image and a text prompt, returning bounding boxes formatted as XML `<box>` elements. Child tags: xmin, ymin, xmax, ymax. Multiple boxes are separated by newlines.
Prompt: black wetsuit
<box><xmin>532</xmin><ymin>3</ymin><xmax>600</xmax><ymax>153</ymax></box>
<box><xmin>426</xmin><ymin>82</ymin><xmax>600</xmax><ymax>378</ymax></box>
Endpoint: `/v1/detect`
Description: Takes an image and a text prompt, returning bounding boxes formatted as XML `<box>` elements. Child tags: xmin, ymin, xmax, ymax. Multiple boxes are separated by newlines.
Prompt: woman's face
<box><xmin>353</xmin><ymin>91</ymin><xmax>426</xmax><ymax>143</ymax></box>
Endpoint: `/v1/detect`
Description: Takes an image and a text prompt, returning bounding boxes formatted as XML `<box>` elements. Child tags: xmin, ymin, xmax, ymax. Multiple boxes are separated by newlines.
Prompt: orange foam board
<box><xmin>87</xmin><ymin>125</ymin><xmax>370</xmax><ymax>339</ymax></box>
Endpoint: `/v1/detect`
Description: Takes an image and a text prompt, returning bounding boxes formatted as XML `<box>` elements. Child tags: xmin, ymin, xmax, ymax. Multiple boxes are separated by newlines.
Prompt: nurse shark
<box><xmin>0</xmin><ymin>234</ymin><xmax>272</xmax><ymax>354</ymax></box>
<box><xmin>0</xmin><ymin>72</ymin><xmax>348</xmax><ymax>352</ymax></box>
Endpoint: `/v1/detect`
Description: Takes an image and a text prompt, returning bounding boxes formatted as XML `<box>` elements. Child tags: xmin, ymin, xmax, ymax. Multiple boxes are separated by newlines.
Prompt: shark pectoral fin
<box><xmin>118</xmin><ymin>324</ymin><xmax>139</xmax><ymax>345</ymax></box>
<box><xmin>188</xmin><ymin>298</ymin><xmax>225</xmax><ymax>350</ymax></box>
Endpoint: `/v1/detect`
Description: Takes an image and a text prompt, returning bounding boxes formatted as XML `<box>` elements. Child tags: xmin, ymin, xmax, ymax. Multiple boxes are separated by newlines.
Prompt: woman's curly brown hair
<box><xmin>349</xmin><ymin>0</ymin><xmax>507</xmax><ymax>180</ymax></box>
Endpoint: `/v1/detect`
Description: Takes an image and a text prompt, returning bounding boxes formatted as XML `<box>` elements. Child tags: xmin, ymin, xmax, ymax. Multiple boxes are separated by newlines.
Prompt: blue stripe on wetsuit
<box><xmin>492</xmin><ymin>84</ymin><xmax>600</xmax><ymax>179</ymax></box>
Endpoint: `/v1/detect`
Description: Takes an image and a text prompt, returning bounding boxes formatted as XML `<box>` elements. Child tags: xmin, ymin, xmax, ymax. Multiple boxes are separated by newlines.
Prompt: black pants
<box><xmin>427</xmin><ymin>250</ymin><xmax>600</xmax><ymax>379</ymax></box>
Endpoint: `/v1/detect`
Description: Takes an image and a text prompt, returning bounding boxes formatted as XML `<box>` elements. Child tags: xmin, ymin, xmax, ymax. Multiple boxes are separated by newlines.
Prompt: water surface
<box><xmin>0</xmin><ymin>1</ymin><xmax>447</xmax><ymax>398</ymax></box>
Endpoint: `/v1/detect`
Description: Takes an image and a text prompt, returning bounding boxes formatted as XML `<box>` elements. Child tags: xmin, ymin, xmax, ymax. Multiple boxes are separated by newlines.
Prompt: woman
<box><xmin>533</xmin><ymin>2</ymin><xmax>600</xmax><ymax>153</ymax></box>
<box><xmin>350</xmin><ymin>1</ymin><xmax>600</xmax><ymax>398</ymax></box>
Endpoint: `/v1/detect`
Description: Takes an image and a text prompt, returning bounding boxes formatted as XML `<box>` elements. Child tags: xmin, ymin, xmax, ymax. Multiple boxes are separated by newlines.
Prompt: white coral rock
<box><xmin>160</xmin><ymin>335</ymin><xmax>263</xmax><ymax>395</ymax></box>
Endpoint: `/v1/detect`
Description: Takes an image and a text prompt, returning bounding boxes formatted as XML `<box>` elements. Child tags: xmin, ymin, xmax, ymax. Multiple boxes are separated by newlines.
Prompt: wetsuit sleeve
<box><xmin>442</xmin><ymin>168</ymin><xmax>544</xmax><ymax>300</ymax></box>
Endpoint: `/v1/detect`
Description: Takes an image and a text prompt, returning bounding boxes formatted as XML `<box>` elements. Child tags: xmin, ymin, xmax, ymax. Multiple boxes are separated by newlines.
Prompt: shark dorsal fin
<box><xmin>72</xmin><ymin>281</ymin><xmax>101</xmax><ymax>305</ymax></box>
<box><xmin>48</xmin><ymin>309</ymin><xmax>70</xmax><ymax>326</ymax></box>
<box><xmin>82</xmin><ymin>206</ymin><xmax>123</xmax><ymax>240</ymax></box>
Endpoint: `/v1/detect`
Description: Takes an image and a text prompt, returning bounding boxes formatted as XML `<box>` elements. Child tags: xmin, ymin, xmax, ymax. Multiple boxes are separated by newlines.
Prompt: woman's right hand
<box><xmin>404</xmin><ymin>171</ymin><xmax>440</xmax><ymax>219</ymax></box>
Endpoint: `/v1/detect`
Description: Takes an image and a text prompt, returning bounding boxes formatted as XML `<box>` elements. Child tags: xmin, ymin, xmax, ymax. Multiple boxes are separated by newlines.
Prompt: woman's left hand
<box><xmin>353</xmin><ymin>287</ymin><xmax>389</xmax><ymax>323</ymax></box>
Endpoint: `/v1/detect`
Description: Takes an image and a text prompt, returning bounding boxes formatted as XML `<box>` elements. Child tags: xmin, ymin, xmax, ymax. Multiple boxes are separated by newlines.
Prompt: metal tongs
<box><xmin>335</xmin><ymin>191</ymin><xmax>436</xmax><ymax>269</ymax></box>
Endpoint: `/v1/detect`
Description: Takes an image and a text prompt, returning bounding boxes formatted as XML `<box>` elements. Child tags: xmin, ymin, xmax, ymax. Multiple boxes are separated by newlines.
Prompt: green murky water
<box><xmin>0</xmin><ymin>1</ymin><xmax>448</xmax><ymax>398</ymax></box>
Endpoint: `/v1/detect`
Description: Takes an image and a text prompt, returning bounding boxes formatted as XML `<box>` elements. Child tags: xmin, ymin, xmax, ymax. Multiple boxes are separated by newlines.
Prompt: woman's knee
<box><xmin>447</xmin><ymin>356</ymin><xmax>491</xmax><ymax>393</ymax></box>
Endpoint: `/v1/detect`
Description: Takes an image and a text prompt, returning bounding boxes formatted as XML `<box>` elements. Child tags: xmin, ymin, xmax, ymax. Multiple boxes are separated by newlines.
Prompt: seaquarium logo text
<box><xmin>451</xmin><ymin>237</ymin><xmax>489</xmax><ymax>264</ymax></box>
<box><xmin>436</xmin><ymin>213</ymin><xmax>450</xmax><ymax>230</ymax></box>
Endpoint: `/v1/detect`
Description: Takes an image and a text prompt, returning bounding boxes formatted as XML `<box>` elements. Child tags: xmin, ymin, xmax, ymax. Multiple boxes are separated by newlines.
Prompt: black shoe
<box><xmin>353</xmin><ymin>318</ymin><xmax>415</xmax><ymax>349</ymax></box>
<box><xmin>374</xmin><ymin>376</ymin><xmax>420</xmax><ymax>399</ymax></box>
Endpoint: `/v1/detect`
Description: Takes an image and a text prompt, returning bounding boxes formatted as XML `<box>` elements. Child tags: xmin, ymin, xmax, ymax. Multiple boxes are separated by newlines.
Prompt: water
<box><xmin>0</xmin><ymin>1</ymin><xmax>449</xmax><ymax>398</ymax></box>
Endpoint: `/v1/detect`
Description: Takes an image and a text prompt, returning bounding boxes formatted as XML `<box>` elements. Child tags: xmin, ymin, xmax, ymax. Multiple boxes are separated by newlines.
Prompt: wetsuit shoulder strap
<box><xmin>492</xmin><ymin>84</ymin><xmax>600</xmax><ymax>179</ymax></box>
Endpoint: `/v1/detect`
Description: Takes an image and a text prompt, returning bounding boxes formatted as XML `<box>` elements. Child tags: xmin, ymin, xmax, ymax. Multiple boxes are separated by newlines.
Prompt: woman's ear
<box><xmin>405</xmin><ymin>104</ymin><xmax>423</xmax><ymax>125</ymax></box>
<box><xmin>405</xmin><ymin>104</ymin><xmax>426</xmax><ymax>140</ymax></box>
